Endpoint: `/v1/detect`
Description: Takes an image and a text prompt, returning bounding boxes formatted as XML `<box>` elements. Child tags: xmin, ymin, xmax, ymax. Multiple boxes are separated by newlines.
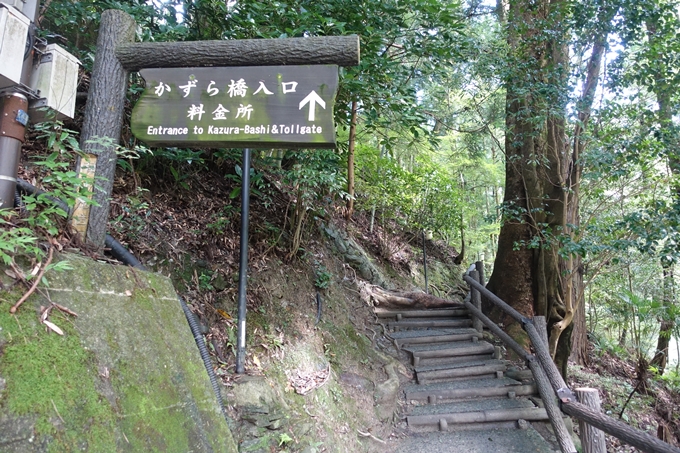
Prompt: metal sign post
<box><xmin>235</xmin><ymin>148</ymin><xmax>251</xmax><ymax>374</ymax></box>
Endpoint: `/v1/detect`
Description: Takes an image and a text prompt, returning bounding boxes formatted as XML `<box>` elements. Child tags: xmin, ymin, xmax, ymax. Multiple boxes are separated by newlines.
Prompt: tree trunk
<box><xmin>79</xmin><ymin>9</ymin><xmax>136</xmax><ymax>249</ymax></box>
<box><xmin>486</xmin><ymin>0</ymin><xmax>573</xmax><ymax>374</ymax></box>
<box><xmin>116</xmin><ymin>35</ymin><xmax>360</xmax><ymax>71</ymax></box>
<box><xmin>647</xmin><ymin>14</ymin><xmax>678</xmax><ymax>376</ymax></box>
<box><xmin>570</xmin><ymin>4</ymin><xmax>614</xmax><ymax>366</ymax></box>
<box><xmin>345</xmin><ymin>100</ymin><xmax>358</xmax><ymax>219</ymax></box>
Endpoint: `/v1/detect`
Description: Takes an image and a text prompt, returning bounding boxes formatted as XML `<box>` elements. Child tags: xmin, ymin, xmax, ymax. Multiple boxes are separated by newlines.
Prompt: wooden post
<box><xmin>576</xmin><ymin>388</ymin><xmax>606</xmax><ymax>453</ymax></box>
<box><xmin>475</xmin><ymin>260</ymin><xmax>485</xmax><ymax>286</ymax></box>
<box><xmin>534</xmin><ymin>316</ymin><xmax>549</xmax><ymax>347</ymax></box>
<box><xmin>77</xmin><ymin>9</ymin><xmax>135</xmax><ymax>248</ymax></box>
<box><xmin>469</xmin><ymin>269</ymin><xmax>483</xmax><ymax>333</ymax></box>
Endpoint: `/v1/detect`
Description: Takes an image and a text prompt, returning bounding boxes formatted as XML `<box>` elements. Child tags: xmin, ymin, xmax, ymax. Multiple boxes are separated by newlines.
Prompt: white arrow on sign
<box><xmin>299</xmin><ymin>91</ymin><xmax>326</xmax><ymax>121</ymax></box>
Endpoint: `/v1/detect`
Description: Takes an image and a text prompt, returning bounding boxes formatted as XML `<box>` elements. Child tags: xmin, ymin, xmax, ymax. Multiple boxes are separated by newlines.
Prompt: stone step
<box><xmin>416</xmin><ymin>360</ymin><xmax>507</xmax><ymax>384</ymax></box>
<box><xmin>405</xmin><ymin>377</ymin><xmax>537</xmax><ymax>403</ymax></box>
<box><xmin>389</xmin><ymin>328</ymin><xmax>482</xmax><ymax>347</ymax></box>
<box><xmin>374</xmin><ymin>307</ymin><xmax>469</xmax><ymax>319</ymax></box>
<box><xmin>388</xmin><ymin>318</ymin><xmax>472</xmax><ymax>330</ymax></box>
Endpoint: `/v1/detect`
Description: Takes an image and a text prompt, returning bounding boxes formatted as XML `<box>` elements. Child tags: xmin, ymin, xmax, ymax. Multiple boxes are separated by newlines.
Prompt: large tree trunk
<box><xmin>486</xmin><ymin>0</ymin><xmax>573</xmax><ymax>376</ymax></box>
<box><xmin>647</xmin><ymin>14</ymin><xmax>678</xmax><ymax>376</ymax></box>
<box><xmin>79</xmin><ymin>10</ymin><xmax>136</xmax><ymax>249</ymax></box>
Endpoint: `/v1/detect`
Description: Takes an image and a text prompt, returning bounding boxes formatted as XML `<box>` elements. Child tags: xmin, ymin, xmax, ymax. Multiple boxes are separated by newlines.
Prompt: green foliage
<box><xmin>313</xmin><ymin>263</ymin><xmax>332</xmax><ymax>290</ymax></box>
<box><xmin>0</xmin><ymin>121</ymin><xmax>95</xmax><ymax>264</ymax></box>
<box><xmin>111</xmin><ymin>187</ymin><xmax>150</xmax><ymax>242</ymax></box>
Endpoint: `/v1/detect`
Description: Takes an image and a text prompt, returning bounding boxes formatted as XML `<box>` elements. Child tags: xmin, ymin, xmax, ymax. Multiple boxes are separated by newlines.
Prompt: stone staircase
<box><xmin>375</xmin><ymin>306</ymin><xmax>560</xmax><ymax>452</ymax></box>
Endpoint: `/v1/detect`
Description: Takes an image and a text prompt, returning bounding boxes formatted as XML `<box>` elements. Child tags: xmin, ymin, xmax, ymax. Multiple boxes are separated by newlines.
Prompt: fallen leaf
<box><xmin>216</xmin><ymin>309</ymin><xmax>232</xmax><ymax>320</ymax></box>
<box><xmin>252</xmin><ymin>355</ymin><xmax>261</xmax><ymax>369</ymax></box>
<box><xmin>43</xmin><ymin>320</ymin><xmax>64</xmax><ymax>335</ymax></box>
<box><xmin>4</xmin><ymin>269</ymin><xmax>17</xmax><ymax>279</ymax></box>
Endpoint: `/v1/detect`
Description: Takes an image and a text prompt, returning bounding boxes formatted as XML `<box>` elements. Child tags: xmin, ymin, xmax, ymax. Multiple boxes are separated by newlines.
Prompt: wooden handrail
<box><xmin>463</xmin><ymin>264</ymin><xmax>680</xmax><ymax>453</ymax></box>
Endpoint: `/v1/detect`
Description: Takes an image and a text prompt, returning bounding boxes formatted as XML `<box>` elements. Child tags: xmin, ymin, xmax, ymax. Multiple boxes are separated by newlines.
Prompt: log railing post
<box><xmin>469</xmin><ymin>269</ymin><xmax>483</xmax><ymax>333</ymax></box>
<box><xmin>533</xmin><ymin>316</ymin><xmax>549</xmax><ymax>347</ymax></box>
<box><xmin>474</xmin><ymin>260</ymin><xmax>485</xmax><ymax>287</ymax></box>
<box><xmin>576</xmin><ymin>388</ymin><xmax>606</xmax><ymax>453</ymax></box>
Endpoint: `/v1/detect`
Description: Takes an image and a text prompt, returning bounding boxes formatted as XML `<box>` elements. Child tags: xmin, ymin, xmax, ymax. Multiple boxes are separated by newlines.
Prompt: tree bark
<box><xmin>570</xmin><ymin>4</ymin><xmax>614</xmax><ymax>366</ymax></box>
<box><xmin>647</xmin><ymin>13</ymin><xmax>678</xmax><ymax>376</ymax></box>
<box><xmin>79</xmin><ymin>9</ymin><xmax>136</xmax><ymax>248</ymax></box>
<box><xmin>486</xmin><ymin>0</ymin><xmax>573</xmax><ymax>376</ymax></box>
<box><xmin>116</xmin><ymin>35</ymin><xmax>360</xmax><ymax>71</ymax></box>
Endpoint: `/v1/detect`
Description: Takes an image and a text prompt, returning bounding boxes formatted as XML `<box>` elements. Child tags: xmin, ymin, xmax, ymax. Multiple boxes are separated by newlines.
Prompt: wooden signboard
<box><xmin>131</xmin><ymin>65</ymin><xmax>339</xmax><ymax>148</ymax></box>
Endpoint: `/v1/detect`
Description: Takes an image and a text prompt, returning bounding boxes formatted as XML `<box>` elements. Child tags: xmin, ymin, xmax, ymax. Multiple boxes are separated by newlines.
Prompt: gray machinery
<box><xmin>0</xmin><ymin>0</ymin><xmax>79</xmax><ymax>208</ymax></box>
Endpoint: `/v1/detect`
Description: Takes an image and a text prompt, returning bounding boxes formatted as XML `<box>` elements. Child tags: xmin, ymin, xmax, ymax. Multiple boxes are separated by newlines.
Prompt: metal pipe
<box><xmin>0</xmin><ymin>93</ymin><xmax>28</xmax><ymax>210</ymax></box>
<box><xmin>236</xmin><ymin>148</ymin><xmax>252</xmax><ymax>374</ymax></box>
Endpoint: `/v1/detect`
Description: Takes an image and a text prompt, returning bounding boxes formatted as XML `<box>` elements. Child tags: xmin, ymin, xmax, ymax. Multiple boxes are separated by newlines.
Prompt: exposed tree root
<box><xmin>358</xmin><ymin>281</ymin><xmax>464</xmax><ymax>309</ymax></box>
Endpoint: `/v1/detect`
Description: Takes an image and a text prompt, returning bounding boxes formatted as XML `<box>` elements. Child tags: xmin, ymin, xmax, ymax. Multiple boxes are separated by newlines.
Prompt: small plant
<box><xmin>111</xmin><ymin>187</ymin><xmax>151</xmax><ymax>241</ymax></box>
<box><xmin>206</xmin><ymin>205</ymin><xmax>236</xmax><ymax>235</ymax></box>
<box><xmin>198</xmin><ymin>270</ymin><xmax>215</xmax><ymax>291</ymax></box>
<box><xmin>278</xmin><ymin>432</ymin><xmax>293</xmax><ymax>447</ymax></box>
<box><xmin>314</xmin><ymin>263</ymin><xmax>332</xmax><ymax>290</ymax></box>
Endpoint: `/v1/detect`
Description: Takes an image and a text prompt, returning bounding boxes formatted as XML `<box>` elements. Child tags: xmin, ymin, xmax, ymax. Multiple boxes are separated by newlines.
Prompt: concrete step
<box><xmin>389</xmin><ymin>328</ymin><xmax>482</xmax><ymax>347</ymax></box>
<box><xmin>405</xmin><ymin>377</ymin><xmax>537</xmax><ymax>403</ymax></box>
<box><xmin>416</xmin><ymin>359</ymin><xmax>507</xmax><ymax>384</ymax></box>
<box><xmin>374</xmin><ymin>307</ymin><xmax>469</xmax><ymax>319</ymax></box>
<box><xmin>387</xmin><ymin>318</ymin><xmax>473</xmax><ymax>330</ymax></box>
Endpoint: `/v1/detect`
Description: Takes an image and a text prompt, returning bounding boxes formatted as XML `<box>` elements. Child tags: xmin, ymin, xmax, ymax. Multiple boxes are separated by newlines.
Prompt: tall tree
<box><xmin>486</xmin><ymin>0</ymin><xmax>574</xmax><ymax>376</ymax></box>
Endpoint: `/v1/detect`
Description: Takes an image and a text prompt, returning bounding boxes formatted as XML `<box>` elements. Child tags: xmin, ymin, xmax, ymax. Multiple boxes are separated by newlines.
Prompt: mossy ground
<box><xmin>0</xmin><ymin>300</ymin><xmax>117</xmax><ymax>452</ymax></box>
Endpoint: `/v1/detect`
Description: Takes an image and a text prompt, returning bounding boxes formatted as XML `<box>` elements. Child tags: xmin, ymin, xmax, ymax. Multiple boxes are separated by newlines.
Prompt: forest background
<box><xmin>5</xmin><ymin>0</ymin><xmax>680</xmax><ymax>415</ymax></box>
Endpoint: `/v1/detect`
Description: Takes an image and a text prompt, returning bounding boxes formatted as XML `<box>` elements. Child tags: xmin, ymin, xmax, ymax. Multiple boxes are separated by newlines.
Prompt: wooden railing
<box><xmin>463</xmin><ymin>263</ymin><xmax>680</xmax><ymax>453</ymax></box>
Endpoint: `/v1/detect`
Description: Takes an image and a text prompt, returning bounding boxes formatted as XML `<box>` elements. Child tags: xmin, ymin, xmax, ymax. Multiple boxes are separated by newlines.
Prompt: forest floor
<box><xmin>18</xmin><ymin>146</ymin><xmax>680</xmax><ymax>451</ymax></box>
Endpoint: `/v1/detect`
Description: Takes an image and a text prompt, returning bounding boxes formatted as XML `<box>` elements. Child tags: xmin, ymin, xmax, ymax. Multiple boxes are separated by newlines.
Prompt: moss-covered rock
<box><xmin>0</xmin><ymin>253</ymin><xmax>237</xmax><ymax>453</ymax></box>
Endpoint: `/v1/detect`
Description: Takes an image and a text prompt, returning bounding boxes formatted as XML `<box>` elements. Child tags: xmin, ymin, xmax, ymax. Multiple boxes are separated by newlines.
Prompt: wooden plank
<box><xmin>388</xmin><ymin>319</ymin><xmax>472</xmax><ymax>329</ymax></box>
<box><xmin>406</xmin><ymin>383</ymin><xmax>537</xmax><ymax>402</ymax></box>
<box><xmin>407</xmin><ymin>407</ymin><xmax>549</xmax><ymax>426</ymax></box>
<box><xmin>417</xmin><ymin>362</ymin><xmax>507</xmax><ymax>384</ymax></box>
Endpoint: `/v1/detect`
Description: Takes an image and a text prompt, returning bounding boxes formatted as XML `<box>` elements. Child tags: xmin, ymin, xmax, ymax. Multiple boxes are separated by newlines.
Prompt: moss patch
<box><xmin>0</xmin><ymin>254</ymin><xmax>238</xmax><ymax>453</ymax></box>
<box><xmin>0</xmin><ymin>308</ymin><xmax>117</xmax><ymax>452</ymax></box>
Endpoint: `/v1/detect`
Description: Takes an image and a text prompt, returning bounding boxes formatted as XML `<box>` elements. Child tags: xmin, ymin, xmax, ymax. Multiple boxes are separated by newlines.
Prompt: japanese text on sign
<box><xmin>131</xmin><ymin>65</ymin><xmax>339</xmax><ymax>149</ymax></box>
